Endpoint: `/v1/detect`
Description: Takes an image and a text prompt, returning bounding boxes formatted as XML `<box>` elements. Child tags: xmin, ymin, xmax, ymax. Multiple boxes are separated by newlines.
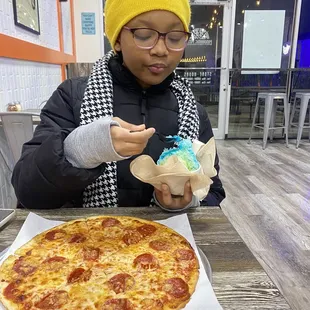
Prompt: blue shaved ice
<box><xmin>157</xmin><ymin>136</ymin><xmax>200</xmax><ymax>171</ymax></box>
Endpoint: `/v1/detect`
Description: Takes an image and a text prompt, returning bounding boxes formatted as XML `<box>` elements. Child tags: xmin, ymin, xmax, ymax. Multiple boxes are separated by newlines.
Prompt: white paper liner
<box><xmin>0</xmin><ymin>213</ymin><xmax>222</xmax><ymax>310</ymax></box>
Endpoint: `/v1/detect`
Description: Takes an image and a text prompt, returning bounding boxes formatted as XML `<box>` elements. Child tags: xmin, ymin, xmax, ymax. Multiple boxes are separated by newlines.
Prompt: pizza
<box><xmin>0</xmin><ymin>216</ymin><xmax>199</xmax><ymax>310</ymax></box>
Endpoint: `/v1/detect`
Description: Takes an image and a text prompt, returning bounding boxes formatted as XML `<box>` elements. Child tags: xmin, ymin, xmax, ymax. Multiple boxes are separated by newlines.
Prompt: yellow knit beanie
<box><xmin>104</xmin><ymin>0</ymin><xmax>191</xmax><ymax>49</ymax></box>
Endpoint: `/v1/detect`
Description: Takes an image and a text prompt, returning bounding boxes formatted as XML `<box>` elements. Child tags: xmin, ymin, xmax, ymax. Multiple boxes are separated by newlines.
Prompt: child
<box><xmin>12</xmin><ymin>0</ymin><xmax>225</xmax><ymax>211</ymax></box>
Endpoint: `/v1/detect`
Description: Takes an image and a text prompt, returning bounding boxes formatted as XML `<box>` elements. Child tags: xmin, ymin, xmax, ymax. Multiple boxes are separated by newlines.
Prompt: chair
<box><xmin>0</xmin><ymin>112</ymin><xmax>40</xmax><ymax>209</ymax></box>
<box><xmin>248</xmin><ymin>92</ymin><xmax>289</xmax><ymax>149</ymax></box>
<box><xmin>290</xmin><ymin>92</ymin><xmax>310</xmax><ymax>148</ymax></box>
<box><xmin>0</xmin><ymin>112</ymin><xmax>40</xmax><ymax>165</ymax></box>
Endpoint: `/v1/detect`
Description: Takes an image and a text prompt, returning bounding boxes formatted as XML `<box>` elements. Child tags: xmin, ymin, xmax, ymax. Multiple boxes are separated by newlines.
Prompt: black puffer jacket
<box><xmin>12</xmin><ymin>57</ymin><xmax>225</xmax><ymax>209</ymax></box>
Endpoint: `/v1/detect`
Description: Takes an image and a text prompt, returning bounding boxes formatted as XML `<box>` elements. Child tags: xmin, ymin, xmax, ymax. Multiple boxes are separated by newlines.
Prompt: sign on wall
<box><xmin>189</xmin><ymin>28</ymin><xmax>213</xmax><ymax>46</ymax></box>
<box><xmin>81</xmin><ymin>13</ymin><xmax>96</xmax><ymax>35</ymax></box>
<box><xmin>241</xmin><ymin>10</ymin><xmax>285</xmax><ymax>74</ymax></box>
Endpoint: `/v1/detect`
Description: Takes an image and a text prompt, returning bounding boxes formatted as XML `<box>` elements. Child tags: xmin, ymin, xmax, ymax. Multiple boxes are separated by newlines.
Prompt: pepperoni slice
<box><xmin>69</xmin><ymin>233</ymin><xmax>86</xmax><ymax>243</ymax></box>
<box><xmin>102</xmin><ymin>218</ymin><xmax>121</xmax><ymax>228</ymax></box>
<box><xmin>133</xmin><ymin>253</ymin><xmax>158</xmax><ymax>270</ymax></box>
<box><xmin>107</xmin><ymin>273</ymin><xmax>135</xmax><ymax>294</ymax></box>
<box><xmin>43</xmin><ymin>256</ymin><xmax>68</xmax><ymax>271</ymax></box>
<box><xmin>163</xmin><ymin>278</ymin><xmax>189</xmax><ymax>298</ymax></box>
<box><xmin>122</xmin><ymin>230</ymin><xmax>142</xmax><ymax>245</ymax></box>
<box><xmin>67</xmin><ymin>268</ymin><xmax>92</xmax><ymax>284</ymax></box>
<box><xmin>175</xmin><ymin>249</ymin><xmax>195</xmax><ymax>261</ymax></box>
<box><xmin>13</xmin><ymin>257</ymin><xmax>37</xmax><ymax>276</ymax></box>
<box><xmin>141</xmin><ymin>298</ymin><xmax>163</xmax><ymax>310</ymax></box>
<box><xmin>83</xmin><ymin>246</ymin><xmax>100</xmax><ymax>261</ymax></box>
<box><xmin>149</xmin><ymin>240</ymin><xmax>169</xmax><ymax>251</ymax></box>
<box><xmin>35</xmin><ymin>290</ymin><xmax>69</xmax><ymax>309</ymax></box>
<box><xmin>45</xmin><ymin>229</ymin><xmax>66</xmax><ymax>241</ymax></box>
<box><xmin>43</xmin><ymin>256</ymin><xmax>67</xmax><ymax>263</ymax></box>
<box><xmin>101</xmin><ymin>298</ymin><xmax>133</xmax><ymax>310</ymax></box>
<box><xmin>3</xmin><ymin>282</ymin><xmax>27</xmax><ymax>303</ymax></box>
<box><xmin>137</xmin><ymin>224</ymin><xmax>157</xmax><ymax>237</ymax></box>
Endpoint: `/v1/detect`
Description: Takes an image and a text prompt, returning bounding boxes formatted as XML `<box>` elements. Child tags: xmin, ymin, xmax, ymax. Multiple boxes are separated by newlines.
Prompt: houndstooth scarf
<box><xmin>80</xmin><ymin>51</ymin><xmax>200</xmax><ymax>208</ymax></box>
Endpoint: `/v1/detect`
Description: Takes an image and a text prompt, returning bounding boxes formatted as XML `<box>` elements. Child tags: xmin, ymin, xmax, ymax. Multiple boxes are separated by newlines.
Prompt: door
<box><xmin>176</xmin><ymin>1</ymin><xmax>233</xmax><ymax>139</ymax></box>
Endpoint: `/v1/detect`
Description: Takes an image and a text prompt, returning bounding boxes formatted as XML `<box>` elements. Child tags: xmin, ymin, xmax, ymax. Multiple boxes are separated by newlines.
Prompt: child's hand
<box><xmin>154</xmin><ymin>182</ymin><xmax>193</xmax><ymax>211</ymax></box>
<box><xmin>111</xmin><ymin>117</ymin><xmax>155</xmax><ymax>157</ymax></box>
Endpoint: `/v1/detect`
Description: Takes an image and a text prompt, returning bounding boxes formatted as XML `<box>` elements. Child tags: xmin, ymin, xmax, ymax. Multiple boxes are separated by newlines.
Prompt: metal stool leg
<box><xmin>290</xmin><ymin>96</ymin><xmax>298</xmax><ymax>128</ymax></box>
<box><xmin>283</xmin><ymin>101</ymin><xmax>290</xmax><ymax>137</ymax></box>
<box><xmin>283</xmin><ymin>97</ymin><xmax>289</xmax><ymax>147</ymax></box>
<box><xmin>296</xmin><ymin>97</ymin><xmax>309</xmax><ymax>148</ymax></box>
<box><xmin>269</xmin><ymin>101</ymin><xmax>278</xmax><ymax>142</ymax></box>
<box><xmin>248</xmin><ymin>96</ymin><xmax>261</xmax><ymax>144</ymax></box>
<box><xmin>263</xmin><ymin>96</ymin><xmax>273</xmax><ymax>149</ymax></box>
<box><xmin>270</xmin><ymin>101</ymin><xmax>278</xmax><ymax>142</ymax></box>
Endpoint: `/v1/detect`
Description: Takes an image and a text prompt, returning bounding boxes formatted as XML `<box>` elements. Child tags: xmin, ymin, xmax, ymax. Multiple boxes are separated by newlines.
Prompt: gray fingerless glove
<box><xmin>64</xmin><ymin>116</ymin><xmax>129</xmax><ymax>169</ymax></box>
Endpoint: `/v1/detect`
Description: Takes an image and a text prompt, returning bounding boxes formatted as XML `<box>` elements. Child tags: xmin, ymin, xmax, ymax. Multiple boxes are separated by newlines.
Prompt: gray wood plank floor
<box><xmin>217</xmin><ymin>139</ymin><xmax>310</xmax><ymax>310</ymax></box>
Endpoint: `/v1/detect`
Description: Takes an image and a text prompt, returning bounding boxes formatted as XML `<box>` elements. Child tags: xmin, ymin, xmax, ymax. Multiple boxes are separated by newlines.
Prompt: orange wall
<box><xmin>0</xmin><ymin>0</ymin><xmax>76</xmax><ymax>81</ymax></box>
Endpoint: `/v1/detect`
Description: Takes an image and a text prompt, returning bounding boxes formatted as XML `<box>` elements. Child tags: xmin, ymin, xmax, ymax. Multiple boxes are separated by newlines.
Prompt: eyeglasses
<box><xmin>123</xmin><ymin>27</ymin><xmax>191</xmax><ymax>51</ymax></box>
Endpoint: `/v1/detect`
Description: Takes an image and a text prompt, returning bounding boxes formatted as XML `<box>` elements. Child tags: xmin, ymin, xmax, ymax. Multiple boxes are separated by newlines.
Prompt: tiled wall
<box><xmin>0</xmin><ymin>58</ymin><xmax>62</xmax><ymax>111</ymax></box>
<box><xmin>0</xmin><ymin>0</ymin><xmax>60</xmax><ymax>50</ymax></box>
<box><xmin>0</xmin><ymin>0</ymin><xmax>72</xmax><ymax>208</ymax></box>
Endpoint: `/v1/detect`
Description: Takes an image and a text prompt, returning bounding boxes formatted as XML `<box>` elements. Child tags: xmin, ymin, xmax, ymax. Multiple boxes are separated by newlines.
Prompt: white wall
<box><xmin>0</xmin><ymin>59</ymin><xmax>62</xmax><ymax>111</ymax></box>
<box><xmin>74</xmin><ymin>0</ymin><xmax>104</xmax><ymax>63</ymax></box>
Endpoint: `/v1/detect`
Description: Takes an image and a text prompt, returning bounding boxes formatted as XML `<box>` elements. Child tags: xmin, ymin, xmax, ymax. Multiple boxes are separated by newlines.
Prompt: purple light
<box><xmin>299</xmin><ymin>39</ymin><xmax>310</xmax><ymax>68</ymax></box>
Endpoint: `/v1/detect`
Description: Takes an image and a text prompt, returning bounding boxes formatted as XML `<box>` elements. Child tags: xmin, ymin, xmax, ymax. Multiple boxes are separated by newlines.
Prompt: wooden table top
<box><xmin>0</xmin><ymin>207</ymin><xmax>291</xmax><ymax>310</ymax></box>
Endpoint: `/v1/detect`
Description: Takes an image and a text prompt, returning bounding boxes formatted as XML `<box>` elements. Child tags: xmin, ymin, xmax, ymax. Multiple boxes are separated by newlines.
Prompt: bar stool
<box><xmin>290</xmin><ymin>92</ymin><xmax>310</xmax><ymax>148</ymax></box>
<box><xmin>248</xmin><ymin>92</ymin><xmax>289</xmax><ymax>149</ymax></box>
